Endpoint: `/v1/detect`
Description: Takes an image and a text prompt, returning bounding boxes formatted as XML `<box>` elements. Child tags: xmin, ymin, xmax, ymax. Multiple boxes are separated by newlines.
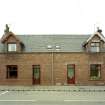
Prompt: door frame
<box><xmin>67</xmin><ymin>64</ymin><xmax>75</xmax><ymax>84</ymax></box>
<box><xmin>32</xmin><ymin>65</ymin><xmax>41</xmax><ymax>85</ymax></box>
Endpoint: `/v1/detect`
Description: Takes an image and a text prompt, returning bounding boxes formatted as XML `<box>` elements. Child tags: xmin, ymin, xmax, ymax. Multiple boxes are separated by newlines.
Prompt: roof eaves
<box><xmin>86</xmin><ymin>32</ymin><xmax>105</xmax><ymax>43</ymax></box>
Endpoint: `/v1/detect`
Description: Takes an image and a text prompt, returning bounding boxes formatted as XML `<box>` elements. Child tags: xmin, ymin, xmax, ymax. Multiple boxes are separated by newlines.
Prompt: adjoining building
<box><xmin>0</xmin><ymin>25</ymin><xmax>105</xmax><ymax>86</ymax></box>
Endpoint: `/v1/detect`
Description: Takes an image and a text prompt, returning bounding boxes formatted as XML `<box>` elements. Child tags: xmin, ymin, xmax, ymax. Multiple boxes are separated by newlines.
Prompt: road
<box><xmin>0</xmin><ymin>90</ymin><xmax>105</xmax><ymax>105</ymax></box>
<box><xmin>0</xmin><ymin>101</ymin><xmax>105</xmax><ymax>105</ymax></box>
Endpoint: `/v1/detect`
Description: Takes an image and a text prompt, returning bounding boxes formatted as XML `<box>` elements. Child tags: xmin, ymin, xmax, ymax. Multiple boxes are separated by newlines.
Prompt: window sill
<box><xmin>89</xmin><ymin>51</ymin><xmax>100</xmax><ymax>53</ymax></box>
<box><xmin>6</xmin><ymin>77</ymin><xmax>18</xmax><ymax>79</ymax></box>
<box><xmin>6</xmin><ymin>51</ymin><xmax>18</xmax><ymax>54</ymax></box>
<box><xmin>7</xmin><ymin>51</ymin><xmax>17</xmax><ymax>52</ymax></box>
<box><xmin>89</xmin><ymin>77</ymin><xmax>101</xmax><ymax>81</ymax></box>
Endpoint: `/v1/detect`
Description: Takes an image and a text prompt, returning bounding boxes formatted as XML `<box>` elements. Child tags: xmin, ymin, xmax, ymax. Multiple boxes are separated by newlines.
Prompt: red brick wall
<box><xmin>0</xmin><ymin>52</ymin><xmax>105</xmax><ymax>86</ymax></box>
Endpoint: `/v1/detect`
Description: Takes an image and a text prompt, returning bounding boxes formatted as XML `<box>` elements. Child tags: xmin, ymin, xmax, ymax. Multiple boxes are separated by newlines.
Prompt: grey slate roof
<box><xmin>0</xmin><ymin>35</ymin><xmax>90</xmax><ymax>52</ymax></box>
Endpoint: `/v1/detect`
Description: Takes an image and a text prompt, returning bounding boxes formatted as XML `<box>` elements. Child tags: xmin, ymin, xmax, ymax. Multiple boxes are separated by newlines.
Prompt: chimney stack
<box><xmin>4</xmin><ymin>24</ymin><xmax>9</xmax><ymax>34</ymax></box>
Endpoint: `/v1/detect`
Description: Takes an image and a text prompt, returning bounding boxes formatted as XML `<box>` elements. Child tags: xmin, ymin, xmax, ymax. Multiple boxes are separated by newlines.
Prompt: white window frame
<box><xmin>90</xmin><ymin>42</ymin><xmax>100</xmax><ymax>52</ymax></box>
<box><xmin>8</xmin><ymin>43</ymin><xmax>17</xmax><ymax>52</ymax></box>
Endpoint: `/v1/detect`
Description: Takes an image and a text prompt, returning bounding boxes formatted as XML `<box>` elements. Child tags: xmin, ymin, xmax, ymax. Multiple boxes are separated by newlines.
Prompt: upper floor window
<box><xmin>90</xmin><ymin>42</ymin><xmax>100</xmax><ymax>52</ymax></box>
<box><xmin>8</xmin><ymin>43</ymin><xmax>16</xmax><ymax>52</ymax></box>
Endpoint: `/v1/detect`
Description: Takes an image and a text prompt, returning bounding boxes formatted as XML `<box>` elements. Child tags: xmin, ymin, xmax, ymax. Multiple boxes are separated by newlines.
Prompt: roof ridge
<box><xmin>16</xmin><ymin>34</ymin><xmax>91</xmax><ymax>36</ymax></box>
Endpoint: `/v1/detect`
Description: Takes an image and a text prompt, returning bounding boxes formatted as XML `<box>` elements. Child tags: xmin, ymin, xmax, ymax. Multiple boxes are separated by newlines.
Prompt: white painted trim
<box><xmin>0</xmin><ymin>100</ymin><xmax>36</xmax><ymax>102</ymax></box>
<box><xmin>64</xmin><ymin>100</ymin><xmax>105</xmax><ymax>102</ymax></box>
<box><xmin>0</xmin><ymin>91</ymin><xmax>8</xmax><ymax>96</ymax></box>
<box><xmin>86</xmin><ymin>32</ymin><xmax>105</xmax><ymax>43</ymax></box>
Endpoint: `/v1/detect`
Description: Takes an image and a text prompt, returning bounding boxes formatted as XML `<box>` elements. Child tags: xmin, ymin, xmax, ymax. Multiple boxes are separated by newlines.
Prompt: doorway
<box><xmin>33</xmin><ymin>65</ymin><xmax>40</xmax><ymax>85</ymax></box>
<box><xmin>67</xmin><ymin>64</ymin><xmax>75</xmax><ymax>84</ymax></box>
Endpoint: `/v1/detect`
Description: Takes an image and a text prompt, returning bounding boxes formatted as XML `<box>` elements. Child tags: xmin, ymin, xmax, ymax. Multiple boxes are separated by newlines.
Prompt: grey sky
<box><xmin>0</xmin><ymin>0</ymin><xmax>105</xmax><ymax>37</ymax></box>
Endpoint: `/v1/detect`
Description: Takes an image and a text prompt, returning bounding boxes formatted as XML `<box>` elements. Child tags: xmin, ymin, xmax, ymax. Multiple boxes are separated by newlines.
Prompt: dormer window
<box><xmin>90</xmin><ymin>42</ymin><xmax>100</xmax><ymax>52</ymax></box>
<box><xmin>8</xmin><ymin>43</ymin><xmax>17</xmax><ymax>52</ymax></box>
<box><xmin>83</xmin><ymin>28</ymin><xmax>105</xmax><ymax>53</ymax></box>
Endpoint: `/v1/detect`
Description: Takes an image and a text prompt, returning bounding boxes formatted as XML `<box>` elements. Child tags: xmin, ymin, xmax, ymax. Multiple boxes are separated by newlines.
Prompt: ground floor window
<box><xmin>90</xmin><ymin>64</ymin><xmax>101</xmax><ymax>80</ymax></box>
<box><xmin>7</xmin><ymin>65</ymin><xmax>18</xmax><ymax>79</ymax></box>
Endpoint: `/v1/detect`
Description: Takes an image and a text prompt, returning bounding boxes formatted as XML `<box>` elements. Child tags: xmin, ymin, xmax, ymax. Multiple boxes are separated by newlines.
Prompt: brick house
<box><xmin>0</xmin><ymin>25</ymin><xmax>105</xmax><ymax>86</ymax></box>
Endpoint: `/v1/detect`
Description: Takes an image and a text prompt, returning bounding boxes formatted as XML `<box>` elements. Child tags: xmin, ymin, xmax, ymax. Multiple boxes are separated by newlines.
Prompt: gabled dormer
<box><xmin>1</xmin><ymin>24</ymin><xmax>24</xmax><ymax>53</ymax></box>
<box><xmin>83</xmin><ymin>28</ymin><xmax>105</xmax><ymax>53</ymax></box>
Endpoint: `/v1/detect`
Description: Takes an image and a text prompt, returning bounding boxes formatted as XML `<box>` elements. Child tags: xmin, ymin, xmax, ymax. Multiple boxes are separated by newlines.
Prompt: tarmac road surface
<box><xmin>0</xmin><ymin>90</ymin><xmax>105</xmax><ymax>105</ymax></box>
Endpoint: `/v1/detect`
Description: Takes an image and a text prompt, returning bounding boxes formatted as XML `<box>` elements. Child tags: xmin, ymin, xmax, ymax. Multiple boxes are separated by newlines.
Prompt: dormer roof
<box><xmin>83</xmin><ymin>28</ymin><xmax>105</xmax><ymax>46</ymax></box>
<box><xmin>1</xmin><ymin>31</ymin><xmax>22</xmax><ymax>43</ymax></box>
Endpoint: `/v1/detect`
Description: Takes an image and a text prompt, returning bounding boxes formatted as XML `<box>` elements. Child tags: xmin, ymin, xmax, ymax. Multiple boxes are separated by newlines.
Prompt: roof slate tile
<box><xmin>0</xmin><ymin>35</ymin><xmax>90</xmax><ymax>52</ymax></box>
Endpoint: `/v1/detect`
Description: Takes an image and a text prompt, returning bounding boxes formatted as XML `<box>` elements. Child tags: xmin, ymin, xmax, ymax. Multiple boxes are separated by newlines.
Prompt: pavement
<box><xmin>0</xmin><ymin>86</ymin><xmax>105</xmax><ymax>92</ymax></box>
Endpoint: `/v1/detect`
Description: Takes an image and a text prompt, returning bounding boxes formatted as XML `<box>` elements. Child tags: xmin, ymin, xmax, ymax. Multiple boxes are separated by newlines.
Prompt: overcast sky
<box><xmin>0</xmin><ymin>0</ymin><xmax>105</xmax><ymax>37</ymax></box>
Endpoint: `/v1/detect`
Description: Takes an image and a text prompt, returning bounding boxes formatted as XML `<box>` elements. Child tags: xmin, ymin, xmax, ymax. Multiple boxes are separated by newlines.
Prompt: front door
<box><xmin>67</xmin><ymin>64</ymin><xmax>75</xmax><ymax>84</ymax></box>
<box><xmin>33</xmin><ymin>65</ymin><xmax>40</xmax><ymax>85</ymax></box>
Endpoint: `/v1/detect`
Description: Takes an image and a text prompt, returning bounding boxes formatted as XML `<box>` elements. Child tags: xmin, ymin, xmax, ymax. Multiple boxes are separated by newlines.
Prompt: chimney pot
<box><xmin>97</xmin><ymin>27</ymin><xmax>102</xmax><ymax>33</ymax></box>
